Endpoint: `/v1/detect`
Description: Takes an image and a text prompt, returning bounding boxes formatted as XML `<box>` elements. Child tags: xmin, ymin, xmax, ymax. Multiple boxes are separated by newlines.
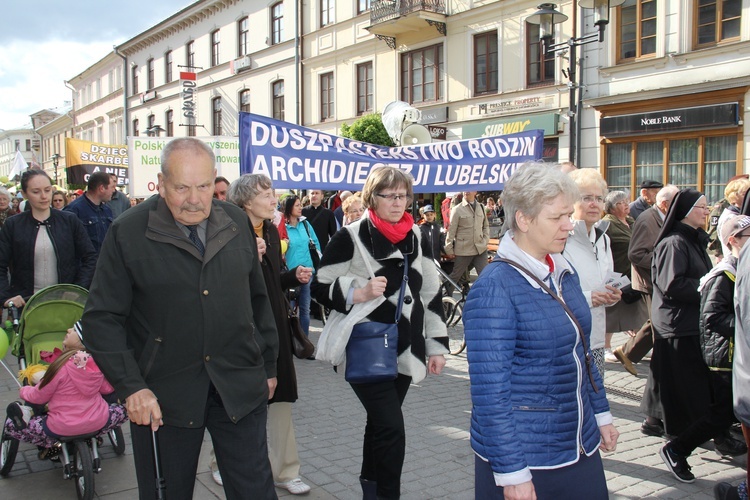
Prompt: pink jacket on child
<box><xmin>20</xmin><ymin>353</ymin><xmax>114</xmax><ymax>437</ymax></box>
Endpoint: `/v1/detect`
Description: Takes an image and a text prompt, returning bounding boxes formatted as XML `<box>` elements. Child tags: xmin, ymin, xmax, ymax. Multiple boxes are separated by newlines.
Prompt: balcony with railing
<box><xmin>367</xmin><ymin>0</ymin><xmax>447</xmax><ymax>46</ymax></box>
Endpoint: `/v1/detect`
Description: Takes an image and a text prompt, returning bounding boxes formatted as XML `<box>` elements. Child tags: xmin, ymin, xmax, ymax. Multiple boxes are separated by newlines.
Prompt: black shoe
<box><xmin>659</xmin><ymin>443</ymin><xmax>695</xmax><ymax>483</ymax></box>
<box><xmin>714</xmin><ymin>435</ymin><xmax>748</xmax><ymax>458</ymax></box>
<box><xmin>641</xmin><ymin>419</ymin><xmax>666</xmax><ymax>438</ymax></box>
<box><xmin>306</xmin><ymin>355</ymin><xmax>316</xmax><ymax>360</ymax></box>
<box><xmin>6</xmin><ymin>402</ymin><xmax>28</xmax><ymax>430</ymax></box>
<box><xmin>714</xmin><ymin>482</ymin><xmax>741</xmax><ymax>500</ymax></box>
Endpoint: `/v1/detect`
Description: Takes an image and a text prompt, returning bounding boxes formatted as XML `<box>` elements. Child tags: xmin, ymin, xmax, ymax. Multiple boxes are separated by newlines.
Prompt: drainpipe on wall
<box><xmin>295</xmin><ymin>0</ymin><xmax>303</xmax><ymax>125</ymax></box>
<box><xmin>114</xmin><ymin>46</ymin><xmax>129</xmax><ymax>142</ymax></box>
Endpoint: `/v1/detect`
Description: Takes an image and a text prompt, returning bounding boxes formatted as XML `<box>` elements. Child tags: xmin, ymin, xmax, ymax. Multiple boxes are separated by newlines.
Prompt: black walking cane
<box><xmin>151</xmin><ymin>419</ymin><xmax>166</xmax><ymax>500</ymax></box>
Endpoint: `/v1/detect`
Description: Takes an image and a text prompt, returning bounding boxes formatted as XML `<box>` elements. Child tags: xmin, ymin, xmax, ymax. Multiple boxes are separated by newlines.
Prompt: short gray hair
<box><xmin>656</xmin><ymin>184</ymin><xmax>679</xmax><ymax>205</ymax></box>
<box><xmin>0</xmin><ymin>187</ymin><xmax>10</xmax><ymax>203</ymax></box>
<box><xmin>227</xmin><ymin>174</ymin><xmax>273</xmax><ymax>208</ymax></box>
<box><xmin>501</xmin><ymin>162</ymin><xmax>580</xmax><ymax>233</ymax></box>
<box><xmin>160</xmin><ymin>138</ymin><xmax>215</xmax><ymax>177</ymax></box>
<box><xmin>604</xmin><ymin>190</ymin><xmax>628</xmax><ymax>213</ymax></box>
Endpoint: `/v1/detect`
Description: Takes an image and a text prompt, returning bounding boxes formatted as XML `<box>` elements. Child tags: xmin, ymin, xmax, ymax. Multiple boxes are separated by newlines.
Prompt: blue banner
<box><xmin>239</xmin><ymin>113</ymin><xmax>543</xmax><ymax>193</ymax></box>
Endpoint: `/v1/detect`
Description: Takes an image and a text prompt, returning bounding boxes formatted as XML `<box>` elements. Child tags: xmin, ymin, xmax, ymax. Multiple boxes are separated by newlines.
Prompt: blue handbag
<box><xmin>345</xmin><ymin>254</ymin><xmax>409</xmax><ymax>384</ymax></box>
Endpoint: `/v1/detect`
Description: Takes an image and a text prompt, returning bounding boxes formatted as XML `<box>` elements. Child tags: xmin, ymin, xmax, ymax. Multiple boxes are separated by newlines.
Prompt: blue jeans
<box><xmin>292</xmin><ymin>282</ymin><xmax>311</xmax><ymax>337</ymax></box>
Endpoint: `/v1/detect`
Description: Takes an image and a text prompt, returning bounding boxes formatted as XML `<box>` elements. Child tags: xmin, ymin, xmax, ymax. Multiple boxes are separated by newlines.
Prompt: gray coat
<box><xmin>82</xmin><ymin>195</ymin><xmax>278</xmax><ymax>428</ymax></box>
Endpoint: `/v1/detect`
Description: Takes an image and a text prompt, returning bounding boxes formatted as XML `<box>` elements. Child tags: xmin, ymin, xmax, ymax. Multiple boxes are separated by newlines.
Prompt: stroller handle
<box><xmin>6</xmin><ymin>302</ymin><xmax>20</xmax><ymax>326</ymax></box>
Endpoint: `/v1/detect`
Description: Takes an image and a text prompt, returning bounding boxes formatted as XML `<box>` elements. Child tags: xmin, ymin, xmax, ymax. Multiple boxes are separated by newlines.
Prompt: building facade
<box><xmin>0</xmin><ymin>127</ymin><xmax>39</xmax><ymax>179</ymax></box>
<box><xmin>33</xmin><ymin>0</ymin><xmax>748</xmax><ymax>201</ymax></box>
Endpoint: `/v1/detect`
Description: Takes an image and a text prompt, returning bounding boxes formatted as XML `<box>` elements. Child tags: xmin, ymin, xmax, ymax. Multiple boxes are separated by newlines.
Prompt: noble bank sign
<box><xmin>600</xmin><ymin>103</ymin><xmax>738</xmax><ymax>136</ymax></box>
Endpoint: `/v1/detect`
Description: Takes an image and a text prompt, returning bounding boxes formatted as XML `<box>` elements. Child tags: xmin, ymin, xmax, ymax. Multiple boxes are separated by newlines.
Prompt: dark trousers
<box><xmin>744</xmin><ymin>423</ymin><xmax>750</xmax><ymax>486</ymax></box>
<box><xmin>350</xmin><ymin>373</ymin><xmax>412</xmax><ymax>499</ymax></box>
<box><xmin>446</xmin><ymin>252</ymin><xmax>488</xmax><ymax>296</ymax></box>
<box><xmin>130</xmin><ymin>388</ymin><xmax>276</xmax><ymax>500</ymax></box>
<box><xmin>671</xmin><ymin>371</ymin><xmax>734</xmax><ymax>456</ymax></box>
<box><xmin>621</xmin><ymin>295</ymin><xmax>654</xmax><ymax>363</ymax></box>
<box><xmin>474</xmin><ymin>451</ymin><xmax>608</xmax><ymax>499</ymax></box>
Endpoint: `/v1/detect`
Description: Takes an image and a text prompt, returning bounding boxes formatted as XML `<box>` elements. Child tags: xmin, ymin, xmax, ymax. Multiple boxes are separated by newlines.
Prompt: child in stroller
<box><xmin>4</xmin><ymin>321</ymin><xmax>127</xmax><ymax>450</ymax></box>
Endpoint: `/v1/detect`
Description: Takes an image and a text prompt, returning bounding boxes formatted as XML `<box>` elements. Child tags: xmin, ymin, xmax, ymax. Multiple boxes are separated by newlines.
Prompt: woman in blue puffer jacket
<box><xmin>464</xmin><ymin>162</ymin><xmax>618</xmax><ymax>500</ymax></box>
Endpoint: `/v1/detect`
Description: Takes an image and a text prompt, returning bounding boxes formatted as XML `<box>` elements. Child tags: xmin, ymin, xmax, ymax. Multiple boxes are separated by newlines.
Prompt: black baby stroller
<box><xmin>0</xmin><ymin>284</ymin><xmax>127</xmax><ymax>500</ymax></box>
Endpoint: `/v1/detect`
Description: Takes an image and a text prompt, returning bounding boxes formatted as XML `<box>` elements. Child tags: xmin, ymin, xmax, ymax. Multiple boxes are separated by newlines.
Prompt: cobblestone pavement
<box><xmin>0</xmin><ymin>328</ymin><xmax>746</xmax><ymax>498</ymax></box>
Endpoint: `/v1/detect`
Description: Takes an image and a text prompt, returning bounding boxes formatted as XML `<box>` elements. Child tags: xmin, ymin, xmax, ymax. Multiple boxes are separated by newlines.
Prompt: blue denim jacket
<box><xmin>64</xmin><ymin>193</ymin><xmax>113</xmax><ymax>255</ymax></box>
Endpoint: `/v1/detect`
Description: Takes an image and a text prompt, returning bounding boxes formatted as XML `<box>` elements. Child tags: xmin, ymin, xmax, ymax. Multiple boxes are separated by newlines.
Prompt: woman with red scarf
<box><xmin>312</xmin><ymin>167</ymin><xmax>449</xmax><ymax>500</ymax></box>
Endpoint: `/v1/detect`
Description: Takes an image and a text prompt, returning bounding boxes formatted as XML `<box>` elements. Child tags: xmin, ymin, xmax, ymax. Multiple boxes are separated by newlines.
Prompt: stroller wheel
<box><xmin>108</xmin><ymin>427</ymin><xmax>126</xmax><ymax>455</ymax></box>
<box><xmin>0</xmin><ymin>428</ymin><xmax>19</xmax><ymax>476</ymax></box>
<box><xmin>72</xmin><ymin>440</ymin><xmax>95</xmax><ymax>500</ymax></box>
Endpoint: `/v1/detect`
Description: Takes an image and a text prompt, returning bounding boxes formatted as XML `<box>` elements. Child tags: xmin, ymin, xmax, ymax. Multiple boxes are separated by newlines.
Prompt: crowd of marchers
<box><xmin>1</xmin><ymin>149</ymin><xmax>749</xmax><ymax>500</ymax></box>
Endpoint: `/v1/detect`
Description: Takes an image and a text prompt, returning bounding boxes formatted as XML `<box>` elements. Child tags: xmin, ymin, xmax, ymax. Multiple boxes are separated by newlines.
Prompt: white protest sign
<box><xmin>128</xmin><ymin>136</ymin><xmax>241</xmax><ymax>198</ymax></box>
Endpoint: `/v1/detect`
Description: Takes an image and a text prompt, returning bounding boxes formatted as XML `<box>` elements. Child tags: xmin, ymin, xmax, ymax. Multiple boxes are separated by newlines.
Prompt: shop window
<box><xmin>475</xmin><ymin>31</ymin><xmax>498</xmax><ymax>95</ymax></box>
<box><xmin>527</xmin><ymin>23</ymin><xmax>555</xmax><ymax>87</ymax></box>
<box><xmin>667</xmin><ymin>139</ymin><xmax>698</xmax><ymax>190</ymax></box>
<box><xmin>617</xmin><ymin>0</ymin><xmax>657</xmax><ymax>62</ymax></box>
<box><xmin>606</xmin><ymin>143</ymin><xmax>633</xmax><ymax>193</ymax></box>
<box><xmin>695</xmin><ymin>0</ymin><xmax>741</xmax><ymax>48</ymax></box>
<box><xmin>401</xmin><ymin>44</ymin><xmax>444</xmax><ymax>104</ymax></box>
<box><xmin>704</xmin><ymin>136</ymin><xmax>738</xmax><ymax>202</ymax></box>
<box><xmin>604</xmin><ymin>134</ymin><xmax>738</xmax><ymax>203</ymax></box>
<box><xmin>636</xmin><ymin>141</ymin><xmax>665</xmax><ymax>187</ymax></box>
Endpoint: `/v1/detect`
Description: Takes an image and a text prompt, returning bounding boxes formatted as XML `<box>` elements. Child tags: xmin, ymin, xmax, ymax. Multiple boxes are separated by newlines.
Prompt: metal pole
<box><xmin>568</xmin><ymin>39</ymin><xmax>577</xmax><ymax>165</ymax></box>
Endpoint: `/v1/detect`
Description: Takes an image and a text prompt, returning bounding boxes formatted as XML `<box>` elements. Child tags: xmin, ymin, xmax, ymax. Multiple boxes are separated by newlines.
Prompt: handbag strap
<box><xmin>393</xmin><ymin>255</ymin><xmax>409</xmax><ymax>323</ymax></box>
<box><xmin>302</xmin><ymin>220</ymin><xmax>315</xmax><ymax>243</ymax></box>
<box><xmin>347</xmin><ymin>225</ymin><xmax>409</xmax><ymax>324</ymax></box>
<box><xmin>496</xmin><ymin>257</ymin><xmax>599</xmax><ymax>393</ymax></box>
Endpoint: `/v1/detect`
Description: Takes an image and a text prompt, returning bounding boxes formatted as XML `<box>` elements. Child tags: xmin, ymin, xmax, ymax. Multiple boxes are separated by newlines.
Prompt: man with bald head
<box><xmin>82</xmin><ymin>138</ymin><xmax>279</xmax><ymax>499</ymax></box>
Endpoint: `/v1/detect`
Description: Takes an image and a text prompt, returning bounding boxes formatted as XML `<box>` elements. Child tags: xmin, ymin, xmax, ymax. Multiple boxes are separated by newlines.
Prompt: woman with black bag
<box><xmin>284</xmin><ymin>195</ymin><xmax>321</xmax><ymax>340</ymax></box>
<box><xmin>227</xmin><ymin>175</ymin><xmax>313</xmax><ymax>495</ymax></box>
<box><xmin>312</xmin><ymin>167</ymin><xmax>448</xmax><ymax>500</ymax></box>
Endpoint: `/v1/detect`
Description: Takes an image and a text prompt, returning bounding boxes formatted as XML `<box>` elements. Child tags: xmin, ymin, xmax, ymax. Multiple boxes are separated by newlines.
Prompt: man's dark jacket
<box><xmin>0</xmin><ymin>209</ymin><xmax>97</xmax><ymax>303</ymax></box>
<box><xmin>419</xmin><ymin>221</ymin><xmax>443</xmax><ymax>261</ymax></box>
<box><xmin>82</xmin><ymin>195</ymin><xmax>279</xmax><ymax>428</ymax></box>
<box><xmin>64</xmin><ymin>193</ymin><xmax>113</xmax><ymax>255</ymax></box>
<box><xmin>302</xmin><ymin>204</ymin><xmax>337</xmax><ymax>251</ymax></box>
<box><xmin>628</xmin><ymin>196</ymin><xmax>651</xmax><ymax>220</ymax></box>
<box><xmin>628</xmin><ymin>206</ymin><xmax>663</xmax><ymax>294</ymax></box>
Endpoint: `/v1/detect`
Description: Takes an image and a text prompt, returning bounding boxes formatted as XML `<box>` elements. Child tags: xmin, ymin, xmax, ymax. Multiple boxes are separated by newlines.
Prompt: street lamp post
<box><xmin>527</xmin><ymin>0</ymin><xmax>625</xmax><ymax>166</ymax></box>
<box><xmin>50</xmin><ymin>153</ymin><xmax>61</xmax><ymax>186</ymax></box>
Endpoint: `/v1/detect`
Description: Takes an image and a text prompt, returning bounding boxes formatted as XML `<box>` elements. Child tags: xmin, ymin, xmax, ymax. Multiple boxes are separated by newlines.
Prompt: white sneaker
<box><xmin>604</xmin><ymin>349</ymin><xmax>618</xmax><ymax>363</ymax></box>
<box><xmin>275</xmin><ymin>478</ymin><xmax>311</xmax><ymax>495</ymax></box>
<box><xmin>211</xmin><ymin>470</ymin><xmax>223</xmax><ymax>486</ymax></box>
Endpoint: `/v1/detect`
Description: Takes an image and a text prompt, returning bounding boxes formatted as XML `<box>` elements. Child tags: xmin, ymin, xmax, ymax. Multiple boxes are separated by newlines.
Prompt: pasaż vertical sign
<box><xmin>181</xmin><ymin>72</ymin><xmax>197</xmax><ymax>127</ymax></box>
